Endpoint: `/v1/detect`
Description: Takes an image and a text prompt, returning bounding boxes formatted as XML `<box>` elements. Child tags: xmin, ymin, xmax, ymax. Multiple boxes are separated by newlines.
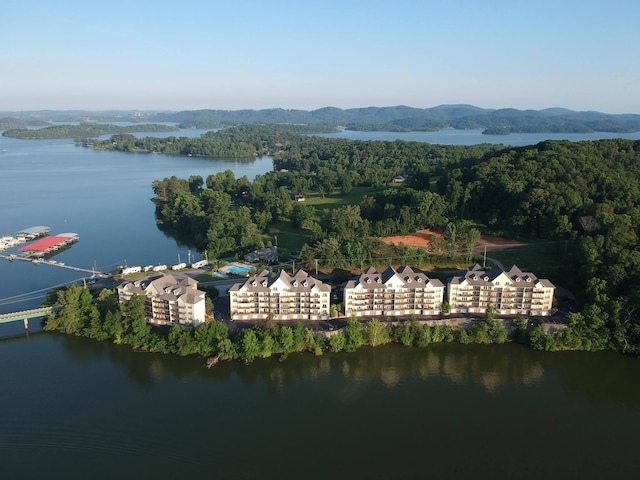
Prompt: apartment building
<box><xmin>229</xmin><ymin>269</ymin><xmax>331</xmax><ymax>320</ymax></box>
<box><xmin>448</xmin><ymin>264</ymin><xmax>555</xmax><ymax>315</ymax></box>
<box><xmin>117</xmin><ymin>273</ymin><xmax>206</xmax><ymax>326</ymax></box>
<box><xmin>344</xmin><ymin>266</ymin><xmax>445</xmax><ymax>317</ymax></box>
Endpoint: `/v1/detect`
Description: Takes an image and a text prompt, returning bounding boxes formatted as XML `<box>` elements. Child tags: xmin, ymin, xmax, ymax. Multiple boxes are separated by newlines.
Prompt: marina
<box><xmin>1</xmin><ymin>226</ymin><xmax>51</xmax><ymax>252</ymax></box>
<box><xmin>18</xmin><ymin>232</ymin><xmax>79</xmax><ymax>257</ymax></box>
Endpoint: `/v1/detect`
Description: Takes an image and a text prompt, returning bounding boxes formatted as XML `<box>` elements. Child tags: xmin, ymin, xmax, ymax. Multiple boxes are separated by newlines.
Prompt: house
<box><xmin>229</xmin><ymin>269</ymin><xmax>331</xmax><ymax>320</ymax></box>
<box><xmin>343</xmin><ymin>266</ymin><xmax>445</xmax><ymax>317</ymax></box>
<box><xmin>117</xmin><ymin>273</ymin><xmax>206</xmax><ymax>326</ymax></box>
<box><xmin>448</xmin><ymin>264</ymin><xmax>555</xmax><ymax>315</ymax></box>
<box><xmin>244</xmin><ymin>246</ymin><xmax>279</xmax><ymax>264</ymax></box>
<box><xmin>392</xmin><ymin>175</ymin><xmax>406</xmax><ymax>183</ymax></box>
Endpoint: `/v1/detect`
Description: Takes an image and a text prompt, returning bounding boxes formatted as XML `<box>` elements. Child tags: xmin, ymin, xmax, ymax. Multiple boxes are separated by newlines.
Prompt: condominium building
<box><xmin>117</xmin><ymin>273</ymin><xmax>206</xmax><ymax>326</ymax></box>
<box><xmin>344</xmin><ymin>266</ymin><xmax>445</xmax><ymax>317</ymax></box>
<box><xmin>229</xmin><ymin>269</ymin><xmax>330</xmax><ymax>320</ymax></box>
<box><xmin>448</xmin><ymin>264</ymin><xmax>555</xmax><ymax>315</ymax></box>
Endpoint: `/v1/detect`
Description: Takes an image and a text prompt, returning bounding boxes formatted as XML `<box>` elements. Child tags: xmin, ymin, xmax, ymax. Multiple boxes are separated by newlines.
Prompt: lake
<box><xmin>314</xmin><ymin>128</ymin><xmax>640</xmax><ymax>146</ymax></box>
<box><xmin>1</xmin><ymin>130</ymin><xmax>640</xmax><ymax>478</ymax></box>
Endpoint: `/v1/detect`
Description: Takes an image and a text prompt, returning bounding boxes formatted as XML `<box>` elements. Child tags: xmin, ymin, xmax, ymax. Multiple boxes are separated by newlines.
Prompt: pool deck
<box><xmin>218</xmin><ymin>261</ymin><xmax>254</xmax><ymax>276</ymax></box>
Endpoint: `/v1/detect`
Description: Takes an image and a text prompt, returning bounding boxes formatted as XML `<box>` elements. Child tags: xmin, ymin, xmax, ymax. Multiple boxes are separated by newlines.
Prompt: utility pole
<box><xmin>315</xmin><ymin>259</ymin><xmax>318</xmax><ymax>276</ymax></box>
<box><xmin>483</xmin><ymin>245</ymin><xmax>487</xmax><ymax>268</ymax></box>
<box><xmin>275</xmin><ymin>235</ymin><xmax>278</xmax><ymax>248</ymax></box>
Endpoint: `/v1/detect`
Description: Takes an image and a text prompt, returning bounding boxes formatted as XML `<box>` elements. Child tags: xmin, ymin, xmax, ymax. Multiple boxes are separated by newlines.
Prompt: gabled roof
<box><xmin>118</xmin><ymin>273</ymin><xmax>205</xmax><ymax>306</ymax></box>
<box><xmin>346</xmin><ymin>266</ymin><xmax>444</xmax><ymax>290</ymax></box>
<box><xmin>230</xmin><ymin>269</ymin><xmax>330</xmax><ymax>293</ymax></box>
<box><xmin>449</xmin><ymin>264</ymin><xmax>554</xmax><ymax>289</ymax></box>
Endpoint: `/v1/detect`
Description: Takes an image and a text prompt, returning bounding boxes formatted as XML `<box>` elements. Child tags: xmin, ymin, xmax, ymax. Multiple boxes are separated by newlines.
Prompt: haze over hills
<box><xmin>2</xmin><ymin>104</ymin><xmax>640</xmax><ymax>134</ymax></box>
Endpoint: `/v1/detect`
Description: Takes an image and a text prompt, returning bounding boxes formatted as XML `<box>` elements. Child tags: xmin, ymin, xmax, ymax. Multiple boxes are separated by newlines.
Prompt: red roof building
<box><xmin>19</xmin><ymin>233</ymin><xmax>78</xmax><ymax>256</ymax></box>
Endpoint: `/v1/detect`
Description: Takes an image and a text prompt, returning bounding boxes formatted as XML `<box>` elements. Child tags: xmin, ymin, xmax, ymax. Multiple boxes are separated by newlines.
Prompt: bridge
<box><xmin>0</xmin><ymin>306</ymin><xmax>62</xmax><ymax>331</ymax></box>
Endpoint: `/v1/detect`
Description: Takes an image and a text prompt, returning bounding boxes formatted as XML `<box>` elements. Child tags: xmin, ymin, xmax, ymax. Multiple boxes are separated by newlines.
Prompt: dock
<box><xmin>18</xmin><ymin>232</ymin><xmax>79</xmax><ymax>257</ymax></box>
<box><xmin>16</xmin><ymin>226</ymin><xmax>51</xmax><ymax>241</ymax></box>
<box><xmin>0</xmin><ymin>254</ymin><xmax>110</xmax><ymax>277</ymax></box>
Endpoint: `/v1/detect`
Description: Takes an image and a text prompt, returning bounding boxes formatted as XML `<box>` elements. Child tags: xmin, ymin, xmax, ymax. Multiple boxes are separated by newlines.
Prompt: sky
<box><xmin>2</xmin><ymin>0</ymin><xmax>639</xmax><ymax>113</ymax></box>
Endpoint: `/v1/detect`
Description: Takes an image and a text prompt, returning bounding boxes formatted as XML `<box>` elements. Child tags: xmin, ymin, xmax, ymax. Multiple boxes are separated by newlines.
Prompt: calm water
<box><xmin>316</xmin><ymin>128</ymin><xmax>640</xmax><ymax>145</ymax></box>
<box><xmin>1</xmin><ymin>338</ymin><xmax>639</xmax><ymax>479</ymax></box>
<box><xmin>1</xmin><ymin>131</ymin><xmax>640</xmax><ymax>478</ymax></box>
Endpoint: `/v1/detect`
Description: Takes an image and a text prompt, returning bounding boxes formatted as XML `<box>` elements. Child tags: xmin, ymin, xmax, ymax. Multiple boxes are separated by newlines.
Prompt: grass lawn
<box><xmin>264</xmin><ymin>187</ymin><xmax>384</xmax><ymax>254</ymax></box>
<box><xmin>267</xmin><ymin>221</ymin><xmax>312</xmax><ymax>253</ymax></box>
<box><xmin>303</xmin><ymin>186</ymin><xmax>381</xmax><ymax>211</ymax></box>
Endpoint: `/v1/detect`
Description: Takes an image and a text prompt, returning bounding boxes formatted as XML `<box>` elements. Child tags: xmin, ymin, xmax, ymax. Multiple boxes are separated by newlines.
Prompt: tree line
<box><xmin>3</xmin><ymin>123</ymin><xmax>178</xmax><ymax>139</ymax></box>
<box><xmin>43</xmin><ymin>283</ymin><xmax>520</xmax><ymax>362</ymax></box>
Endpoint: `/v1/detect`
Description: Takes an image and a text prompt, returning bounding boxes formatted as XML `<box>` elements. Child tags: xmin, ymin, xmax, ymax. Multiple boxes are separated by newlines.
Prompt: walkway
<box><xmin>0</xmin><ymin>254</ymin><xmax>110</xmax><ymax>277</ymax></box>
<box><xmin>0</xmin><ymin>306</ymin><xmax>61</xmax><ymax>326</ymax></box>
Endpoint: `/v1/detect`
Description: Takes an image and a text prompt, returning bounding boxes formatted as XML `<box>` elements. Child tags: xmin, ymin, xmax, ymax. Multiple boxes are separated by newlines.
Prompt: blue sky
<box><xmin>2</xmin><ymin>0</ymin><xmax>639</xmax><ymax>113</ymax></box>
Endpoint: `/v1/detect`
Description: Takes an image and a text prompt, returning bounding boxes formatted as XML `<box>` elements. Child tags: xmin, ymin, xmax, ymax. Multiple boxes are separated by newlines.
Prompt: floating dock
<box><xmin>0</xmin><ymin>236</ymin><xmax>26</xmax><ymax>251</ymax></box>
<box><xmin>18</xmin><ymin>232</ymin><xmax>79</xmax><ymax>257</ymax></box>
<box><xmin>16</xmin><ymin>226</ymin><xmax>51</xmax><ymax>240</ymax></box>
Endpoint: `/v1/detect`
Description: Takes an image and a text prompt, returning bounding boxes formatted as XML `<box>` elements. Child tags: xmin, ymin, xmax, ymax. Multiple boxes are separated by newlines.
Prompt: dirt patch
<box><xmin>380</xmin><ymin>228</ymin><xmax>442</xmax><ymax>249</ymax></box>
<box><xmin>381</xmin><ymin>228</ymin><xmax>526</xmax><ymax>253</ymax></box>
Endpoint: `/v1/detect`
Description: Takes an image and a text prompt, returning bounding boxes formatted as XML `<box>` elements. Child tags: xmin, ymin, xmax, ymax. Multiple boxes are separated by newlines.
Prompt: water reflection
<box><xmin>333</xmin><ymin>344</ymin><xmax>545</xmax><ymax>392</ymax></box>
<box><xmin>54</xmin><ymin>335</ymin><xmax>640</xmax><ymax>409</ymax></box>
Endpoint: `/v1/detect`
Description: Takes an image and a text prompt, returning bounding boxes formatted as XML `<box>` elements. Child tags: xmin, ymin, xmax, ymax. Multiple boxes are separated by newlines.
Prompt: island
<box><xmin>2</xmin><ymin>123</ymin><xmax>179</xmax><ymax>139</ymax></box>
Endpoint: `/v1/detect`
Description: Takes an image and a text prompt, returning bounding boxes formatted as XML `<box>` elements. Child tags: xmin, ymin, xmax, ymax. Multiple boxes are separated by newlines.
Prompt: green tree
<box><xmin>238</xmin><ymin>329</ymin><xmax>261</xmax><ymax>362</ymax></box>
<box><xmin>366</xmin><ymin>319</ymin><xmax>390</xmax><ymax>347</ymax></box>
<box><xmin>344</xmin><ymin>317</ymin><xmax>365</xmax><ymax>352</ymax></box>
<box><xmin>278</xmin><ymin>326</ymin><xmax>295</xmax><ymax>353</ymax></box>
<box><xmin>328</xmin><ymin>333</ymin><xmax>346</xmax><ymax>352</ymax></box>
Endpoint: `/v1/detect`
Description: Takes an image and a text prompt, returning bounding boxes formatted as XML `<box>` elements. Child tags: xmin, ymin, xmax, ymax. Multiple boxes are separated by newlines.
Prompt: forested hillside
<box><xmin>150</xmin><ymin>105</ymin><xmax>640</xmax><ymax>133</ymax></box>
<box><xmin>108</xmin><ymin>125</ymin><xmax>640</xmax><ymax>354</ymax></box>
<box><xmin>4</xmin><ymin>105</ymin><xmax>640</xmax><ymax>133</ymax></box>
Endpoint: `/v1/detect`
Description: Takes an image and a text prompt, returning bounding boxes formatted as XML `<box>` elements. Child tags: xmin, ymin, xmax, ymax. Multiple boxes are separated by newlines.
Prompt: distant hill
<box><xmin>147</xmin><ymin>104</ymin><xmax>640</xmax><ymax>134</ymax></box>
<box><xmin>2</xmin><ymin>105</ymin><xmax>640</xmax><ymax>134</ymax></box>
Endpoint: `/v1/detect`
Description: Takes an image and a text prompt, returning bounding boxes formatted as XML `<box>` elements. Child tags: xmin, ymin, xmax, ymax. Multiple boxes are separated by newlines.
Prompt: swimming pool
<box><xmin>227</xmin><ymin>266</ymin><xmax>251</xmax><ymax>275</ymax></box>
